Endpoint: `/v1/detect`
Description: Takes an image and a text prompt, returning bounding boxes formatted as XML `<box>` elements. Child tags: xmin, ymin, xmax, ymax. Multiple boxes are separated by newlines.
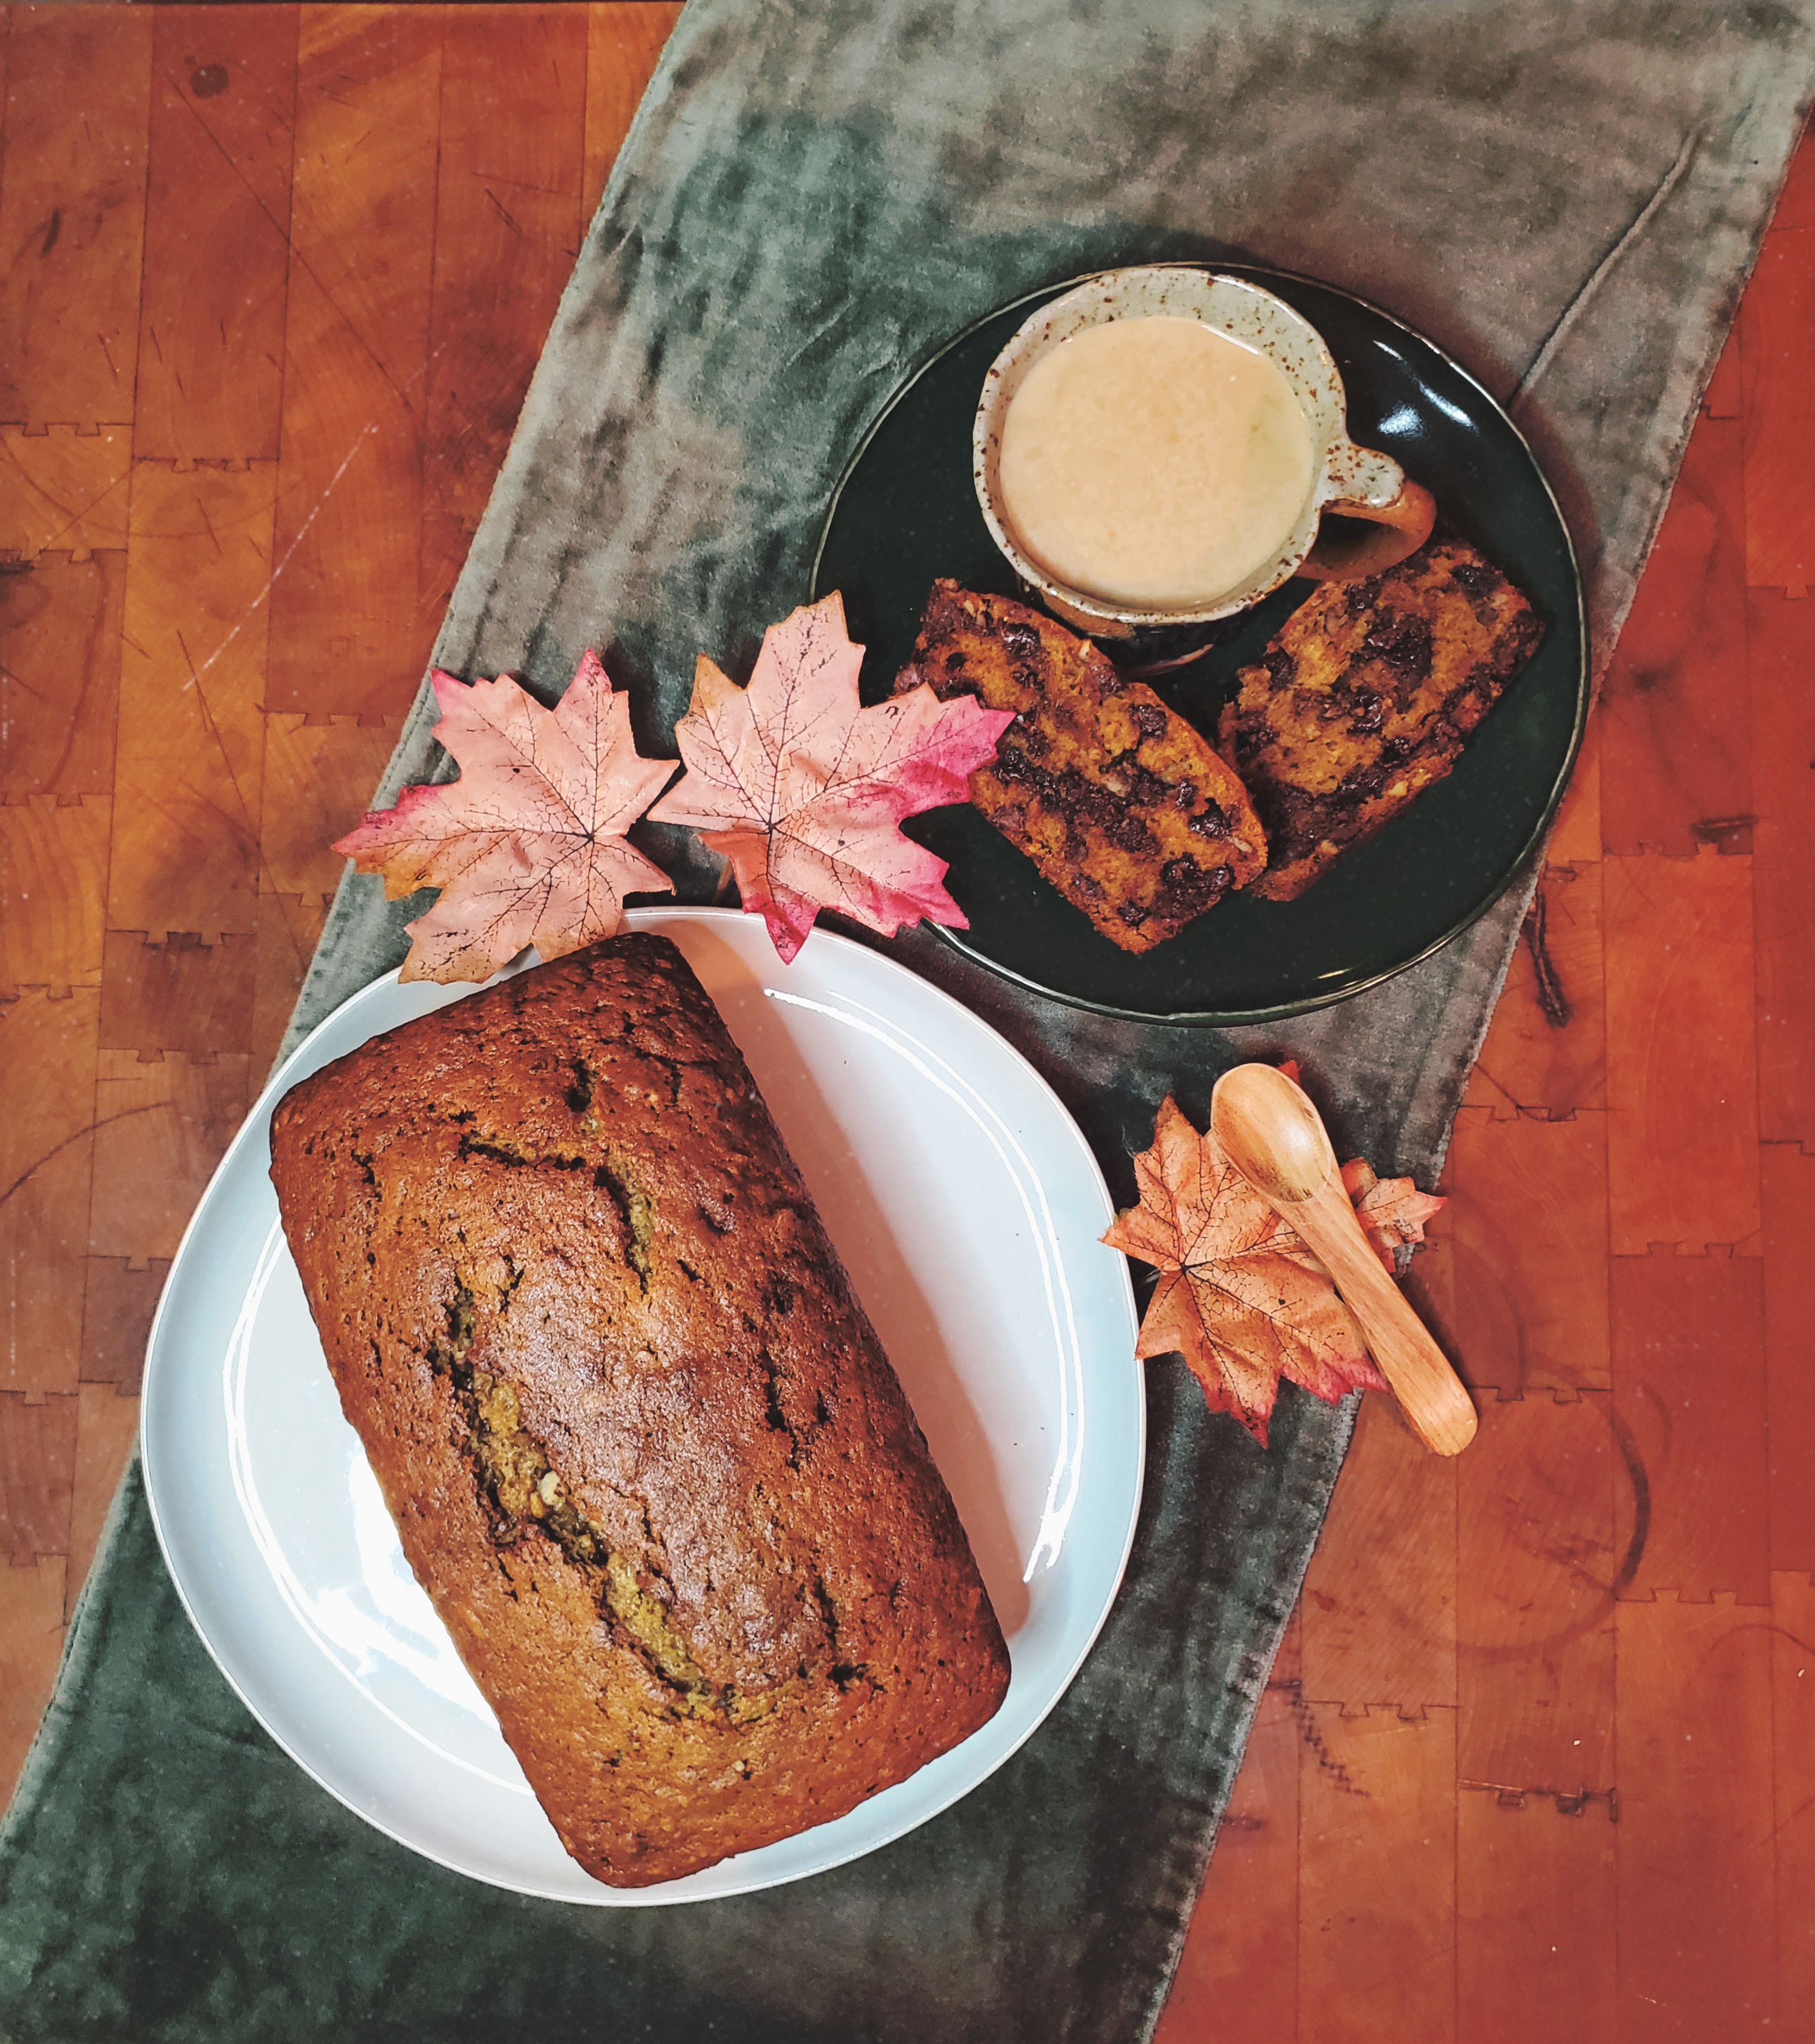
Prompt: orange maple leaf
<box><xmin>334</xmin><ymin>652</ymin><xmax>676</xmax><ymax>983</ymax></box>
<box><xmin>1101</xmin><ymin>1090</ymin><xmax>1442</xmax><ymax>1445</ymax></box>
<box><xmin>647</xmin><ymin>592</ymin><xmax>1014</xmax><ymax>963</ymax></box>
<box><xmin>1344</xmin><ymin>1157</ymin><xmax>1447</xmax><ymax>1267</ymax></box>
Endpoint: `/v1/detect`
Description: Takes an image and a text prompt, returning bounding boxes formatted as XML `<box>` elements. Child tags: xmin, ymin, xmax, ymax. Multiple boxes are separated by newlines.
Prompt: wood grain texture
<box><xmin>1450</xmin><ymin>1390</ymin><xmax>1623</xmax><ymax>2040</ymax></box>
<box><xmin>0</xmin><ymin>795</ymin><xmax>110</xmax><ymax>996</ymax></box>
<box><xmin>1463</xmin><ymin>860</ymin><xmax>1606</xmax><ymax>1119</ymax></box>
<box><xmin>0</xmin><ymin>1392</ymin><xmax>77</xmax><ymax>1564</ymax></box>
<box><xmin>263</xmin><ymin>4</ymin><xmax>441</xmax><ymax>723</ymax></box>
<box><xmin>1457</xmin><ymin>1788</ymin><xmax>1617</xmax><ymax>2044</ymax></box>
<box><xmin>98</xmin><ymin>932</ymin><xmax>256</xmax><ymax>1059</ymax></box>
<box><xmin>1162</xmin><ymin>1675</ymin><xmax>1301</xmax><ymax>2042</ymax></box>
<box><xmin>1455</xmin><ymin>1391</ymin><xmax>1616</xmax><ymax>1787</ymax></box>
<box><xmin>1742</xmin><ymin>221</ymin><xmax>1815</xmax><ymax>595</ymax></box>
<box><xmin>1769</xmin><ymin>1571</ymin><xmax>1815</xmax><ymax>2024</ymax></box>
<box><xmin>1763</xmin><ymin>1142</ymin><xmax>1815</xmax><ymax>1576</ymax></box>
<box><xmin>1298</xmin><ymin>1705</ymin><xmax>1458</xmax><ymax>2044</ymax></box>
<box><xmin>1301</xmin><ymin>1393</ymin><xmax>1458</xmax><ymax>1710</ymax></box>
<box><xmin>1611</xmin><ymin>1249</ymin><xmax>1770</xmax><ymax>1606</ymax></box>
<box><xmin>0</xmin><ymin>549</ymin><xmax>126</xmax><ymax>801</ymax></box>
<box><xmin>135</xmin><ymin>7</ymin><xmax>298</xmax><ymax>462</ymax></box>
<box><xmin>584</xmin><ymin>2</ymin><xmax>683</xmax><ymax>218</ymax></box>
<box><xmin>1604</xmin><ymin>848</ymin><xmax>1761</xmax><ymax>1254</ymax></box>
<box><xmin>1747</xmin><ymin>588</ymin><xmax>1815</xmax><ymax>1143</ymax></box>
<box><xmin>0</xmin><ymin>1558</ymin><xmax>66</xmax><ymax>1810</ymax></box>
<box><xmin>249</xmin><ymin>885</ymin><xmax>324</xmax><ymax>1074</ymax></box>
<box><xmin>1442</xmin><ymin>1107</ymin><xmax>1611</xmax><ymax>1393</ymax></box>
<box><xmin>110</xmin><ymin>460</ymin><xmax>274</xmax><ymax>942</ymax></box>
<box><xmin>0</xmin><ymin>16</ymin><xmax>1809</xmax><ymax>2039</ymax></box>
<box><xmin>0</xmin><ymin>425</ymin><xmax>132</xmax><ymax>559</ymax></box>
<box><xmin>1598</xmin><ymin>405</ymin><xmax>1750</xmax><ymax>857</ymax></box>
<box><xmin>259</xmin><ymin>713</ymin><xmax>402</xmax><ymax>902</ymax></box>
<box><xmin>77</xmin><ymin>1257</ymin><xmax>170</xmax><ymax>1395</ymax></box>
<box><xmin>0</xmin><ymin>8</ymin><xmax>151</xmax><ymax>426</ymax></box>
<box><xmin>0</xmin><ymin>989</ymin><xmax>100</xmax><ymax>1403</ymax></box>
<box><xmin>418</xmin><ymin>8</ymin><xmax>588</xmax><ymax>622</ymax></box>
<box><xmin>1616</xmin><ymin>1595</ymin><xmax>1777</xmax><ymax>2036</ymax></box>
<box><xmin>65</xmin><ymin>1382</ymin><xmax>138</xmax><ymax>1621</ymax></box>
<box><xmin>85</xmin><ymin>1048</ymin><xmax>252</xmax><ymax>1264</ymax></box>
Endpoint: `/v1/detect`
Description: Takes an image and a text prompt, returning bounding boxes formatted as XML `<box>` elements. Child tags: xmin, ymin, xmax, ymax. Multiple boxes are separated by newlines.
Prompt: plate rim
<box><xmin>138</xmin><ymin>906</ymin><xmax>1145</xmax><ymax>1906</ymax></box>
<box><xmin>810</xmin><ymin>260</ymin><xmax>1591</xmax><ymax>1027</ymax></box>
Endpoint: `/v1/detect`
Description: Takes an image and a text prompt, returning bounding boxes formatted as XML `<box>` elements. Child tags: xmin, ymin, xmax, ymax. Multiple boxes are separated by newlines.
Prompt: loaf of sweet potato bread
<box><xmin>268</xmin><ymin>934</ymin><xmax>1009</xmax><ymax>1887</ymax></box>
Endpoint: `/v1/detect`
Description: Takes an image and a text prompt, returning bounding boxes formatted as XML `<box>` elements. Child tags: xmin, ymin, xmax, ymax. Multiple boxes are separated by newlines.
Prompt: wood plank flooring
<box><xmin>0</xmin><ymin>9</ymin><xmax>1808</xmax><ymax>2035</ymax></box>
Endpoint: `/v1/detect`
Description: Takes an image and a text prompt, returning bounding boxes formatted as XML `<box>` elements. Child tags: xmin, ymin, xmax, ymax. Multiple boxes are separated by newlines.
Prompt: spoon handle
<box><xmin>1287</xmin><ymin>1179</ymin><xmax>1478</xmax><ymax>1457</ymax></box>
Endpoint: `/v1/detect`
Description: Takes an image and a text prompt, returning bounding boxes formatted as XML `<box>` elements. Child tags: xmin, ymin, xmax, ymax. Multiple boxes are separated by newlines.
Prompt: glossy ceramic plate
<box><xmin>140</xmin><ymin>909</ymin><xmax>1143</xmax><ymax>1905</ymax></box>
<box><xmin>812</xmin><ymin>265</ymin><xmax>1589</xmax><ymax>1024</ymax></box>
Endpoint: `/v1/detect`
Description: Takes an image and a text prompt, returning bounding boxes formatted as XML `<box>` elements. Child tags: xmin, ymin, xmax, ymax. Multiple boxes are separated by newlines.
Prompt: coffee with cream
<box><xmin>995</xmin><ymin>315</ymin><xmax>1316</xmax><ymax>610</ymax></box>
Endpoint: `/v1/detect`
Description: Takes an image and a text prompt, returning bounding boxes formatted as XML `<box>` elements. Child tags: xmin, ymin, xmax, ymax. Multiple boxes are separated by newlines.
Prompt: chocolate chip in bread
<box><xmin>1217</xmin><ymin>537</ymin><xmax>1544</xmax><ymax>900</ymax></box>
<box><xmin>894</xmin><ymin>581</ymin><xmax>1267</xmax><ymax>952</ymax></box>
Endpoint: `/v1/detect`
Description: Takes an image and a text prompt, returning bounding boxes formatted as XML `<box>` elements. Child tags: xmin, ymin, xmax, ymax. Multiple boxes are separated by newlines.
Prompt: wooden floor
<box><xmin>0</xmin><ymin>8</ymin><xmax>1808</xmax><ymax>2037</ymax></box>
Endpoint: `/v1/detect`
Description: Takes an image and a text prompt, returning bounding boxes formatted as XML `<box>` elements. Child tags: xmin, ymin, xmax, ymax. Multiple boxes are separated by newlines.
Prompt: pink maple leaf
<box><xmin>647</xmin><ymin>591</ymin><xmax>1014</xmax><ymax>962</ymax></box>
<box><xmin>333</xmin><ymin>651</ymin><xmax>676</xmax><ymax>984</ymax></box>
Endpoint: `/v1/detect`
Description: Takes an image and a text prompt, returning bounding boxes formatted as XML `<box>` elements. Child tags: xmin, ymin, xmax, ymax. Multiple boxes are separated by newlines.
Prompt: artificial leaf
<box><xmin>647</xmin><ymin>592</ymin><xmax>1014</xmax><ymax>963</ymax></box>
<box><xmin>334</xmin><ymin>651</ymin><xmax>676</xmax><ymax>984</ymax></box>
<box><xmin>1102</xmin><ymin>1090</ymin><xmax>1442</xmax><ymax>1445</ymax></box>
<box><xmin>1343</xmin><ymin>1157</ymin><xmax>1446</xmax><ymax>1270</ymax></box>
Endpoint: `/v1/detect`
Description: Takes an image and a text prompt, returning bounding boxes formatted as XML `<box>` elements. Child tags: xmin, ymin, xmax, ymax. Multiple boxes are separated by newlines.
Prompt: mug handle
<box><xmin>1299</xmin><ymin>442</ymin><xmax>1436</xmax><ymax>584</ymax></box>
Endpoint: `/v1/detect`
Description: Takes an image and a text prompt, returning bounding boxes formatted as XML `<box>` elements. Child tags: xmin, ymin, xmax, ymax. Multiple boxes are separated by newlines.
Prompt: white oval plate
<box><xmin>140</xmin><ymin>909</ymin><xmax>1144</xmax><ymax>1904</ymax></box>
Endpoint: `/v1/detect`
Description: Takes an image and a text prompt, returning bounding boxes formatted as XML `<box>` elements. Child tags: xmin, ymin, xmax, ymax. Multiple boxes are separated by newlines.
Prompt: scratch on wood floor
<box><xmin>1520</xmin><ymin>885</ymin><xmax>1572</xmax><ymax>1029</ymax></box>
<box><xmin>1461</xmin><ymin>1781</ymin><xmax>1619</xmax><ymax>1821</ymax></box>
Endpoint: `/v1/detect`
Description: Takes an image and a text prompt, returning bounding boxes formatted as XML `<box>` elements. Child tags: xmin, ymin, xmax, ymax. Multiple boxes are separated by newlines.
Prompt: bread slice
<box><xmin>1216</xmin><ymin>538</ymin><xmax>1544</xmax><ymax>901</ymax></box>
<box><xmin>894</xmin><ymin>581</ymin><xmax>1266</xmax><ymax>952</ymax></box>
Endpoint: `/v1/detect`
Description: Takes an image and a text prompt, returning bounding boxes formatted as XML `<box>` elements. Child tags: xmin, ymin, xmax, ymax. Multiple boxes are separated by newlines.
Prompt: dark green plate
<box><xmin>811</xmin><ymin>265</ymin><xmax>1588</xmax><ymax>1026</ymax></box>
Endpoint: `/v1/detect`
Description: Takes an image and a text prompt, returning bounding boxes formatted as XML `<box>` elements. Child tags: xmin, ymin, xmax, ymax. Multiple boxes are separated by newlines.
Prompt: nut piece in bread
<box><xmin>895</xmin><ymin>580</ymin><xmax>1266</xmax><ymax>952</ymax></box>
<box><xmin>268</xmin><ymin>935</ymin><xmax>1009</xmax><ymax>1887</ymax></box>
<box><xmin>1217</xmin><ymin>537</ymin><xmax>1544</xmax><ymax>900</ymax></box>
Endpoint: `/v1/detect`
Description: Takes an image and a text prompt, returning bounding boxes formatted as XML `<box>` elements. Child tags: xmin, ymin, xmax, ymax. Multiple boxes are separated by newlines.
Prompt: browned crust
<box><xmin>1217</xmin><ymin>538</ymin><xmax>1545</xmax><ymax>901</ymax></box>
<box><xmin>894</xmin><ymin>581</ymin><xmax>1267</xmax><ymax>952</ymax></box>
<box><xmin>268</xmin><ymin>935</ymin><xmax>1009</xmax><ymax>1887</ymax></box>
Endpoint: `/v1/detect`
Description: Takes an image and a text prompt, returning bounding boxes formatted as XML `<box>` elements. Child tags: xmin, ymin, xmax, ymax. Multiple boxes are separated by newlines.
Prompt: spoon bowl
<box><xmin>1209</xmin><ymin>1062</ymin><xmax>1339</xmax><ymax>1204</ymax></box>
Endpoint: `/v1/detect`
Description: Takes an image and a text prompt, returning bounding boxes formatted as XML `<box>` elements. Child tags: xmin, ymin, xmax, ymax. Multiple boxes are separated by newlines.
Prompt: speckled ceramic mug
<box><xmin>973</xmin><ymin>266</ymin><xmax>1435</xmax><ymax>652</ymax></box>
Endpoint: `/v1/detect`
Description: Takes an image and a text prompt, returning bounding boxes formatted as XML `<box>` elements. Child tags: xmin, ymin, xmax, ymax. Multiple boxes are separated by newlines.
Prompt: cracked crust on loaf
<box><xmin>268</xmin><ymin>935</ymin><xmax>1009</xmax><ymax>1887</ymax></box>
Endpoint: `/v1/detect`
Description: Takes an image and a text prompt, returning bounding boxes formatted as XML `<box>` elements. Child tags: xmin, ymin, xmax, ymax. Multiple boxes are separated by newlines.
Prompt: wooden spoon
<box><xmin>1209</xmin><ymin>1062</ymin><xmax>1477</xmax><ymax>1457</ymax></box>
